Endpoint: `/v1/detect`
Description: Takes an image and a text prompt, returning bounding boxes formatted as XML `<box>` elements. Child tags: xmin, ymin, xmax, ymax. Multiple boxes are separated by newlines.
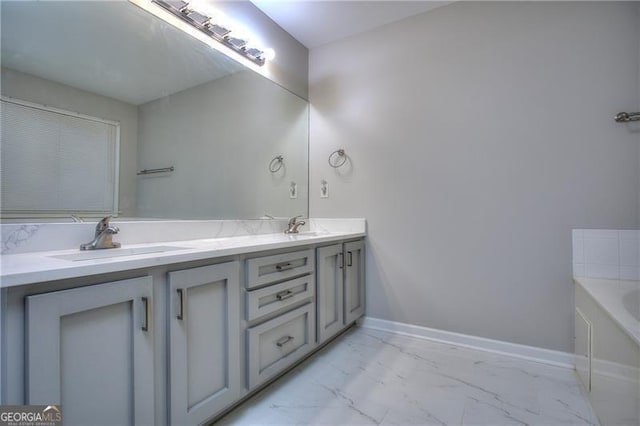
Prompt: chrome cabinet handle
<box><xmin>276</xmin><ymin>335</ymin><xmax>294</xmax><ymax>347</ymax></box>
<box><xmin>176</xmin><ymin>288</ymin><xmax>185</xmax><ymax>320</ymax></box>
<box><xmin>275</xmin><ymin>262</ymin><xmax>294</xmax><ymax>272</ymax></box>
<box><xmin>142</xmin><ymin>297</ymin><xmax>151</xmax><ymax>332</ymax></box>
<box><xmin>338</xmin><ymin>252</ymin><xmax>344</xmax><ymax>269</ymax></box>
<box><xmin>276</xmin><ymin>290</ymin><xmax>294</xmax><ymax>301</ymax></box>
<box><xmin>347</xmin><ymin>251</ymin><xmax>353</xmax><ymax>267</ymax></box>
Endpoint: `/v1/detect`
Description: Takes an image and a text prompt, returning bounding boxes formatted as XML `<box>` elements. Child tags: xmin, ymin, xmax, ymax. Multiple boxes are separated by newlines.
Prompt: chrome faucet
<box><xmin>285</xmin><ymin>215</ymin><xmax>306</xmax><ymax>234</ymax></box>
<box><xmin>80</xmin><ymin>216</ymin><xmax>121</xmax><ymax>250</ymax></box>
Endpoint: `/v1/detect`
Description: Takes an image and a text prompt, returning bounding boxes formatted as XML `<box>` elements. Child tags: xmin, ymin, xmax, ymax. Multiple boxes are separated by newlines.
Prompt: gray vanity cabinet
<box><xmin>317</xmin><ymin>240</ymin><xmax>366</xmax><ymax>344</ymax></box>
<box><xmin>3</xmin><ymin>237</ymin><xmax>365</xmax><ymax>425</ymax></box>
<box><xmin>25</xmin><ymin>276</ymin><xmax>155</xmax><ymax>426</ymax></box>
<box><xmin>167</xmin><ymin>261</ymin><xmax>241</xmax><ymax>426</ymax></box>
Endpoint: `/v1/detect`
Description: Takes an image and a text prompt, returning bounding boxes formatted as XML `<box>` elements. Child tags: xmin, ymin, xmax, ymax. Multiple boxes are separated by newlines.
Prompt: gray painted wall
<box><xmin>309</xmin><ymin>1</ymin><xmax>640</xmax><ymax>352</ymax></box>
<box><xmin>1</xmin><ymin>68</ymin><xmax>139</xmax><ymax>216</ymax></box>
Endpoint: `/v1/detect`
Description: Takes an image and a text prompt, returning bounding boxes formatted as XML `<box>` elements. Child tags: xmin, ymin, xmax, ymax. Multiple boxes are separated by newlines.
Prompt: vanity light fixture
<box><xmin>152</xmin><ymin>0</ymin><xmax>272</xmax><ymax>66</ymax></box>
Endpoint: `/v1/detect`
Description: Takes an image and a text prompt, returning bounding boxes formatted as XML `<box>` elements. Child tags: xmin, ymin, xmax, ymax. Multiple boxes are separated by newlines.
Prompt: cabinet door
<box><xmin>344</xmin><ymin>240</ymin><xmax>365</xmax><ymax>325</ymax></box>
<box><xmin>316</xmin><ymin>244</ymin><xmax>344</xmax><ymax>343</ymax></box>
<box><xmin>26</xmin><ymin>276</ymin><xmax>154</xmax><ymax>426</ymax></box>
<box><xmin>168</xmin><ymin>261</ymin><xmax>240</xmax><ymax>426</ymax></box>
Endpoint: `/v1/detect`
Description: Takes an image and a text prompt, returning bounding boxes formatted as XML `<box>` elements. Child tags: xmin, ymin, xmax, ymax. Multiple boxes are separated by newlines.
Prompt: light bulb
<box><xmin>262</xmin><ymin>48</ymin><xmax>276</xmax><ymax>61</ymax></box>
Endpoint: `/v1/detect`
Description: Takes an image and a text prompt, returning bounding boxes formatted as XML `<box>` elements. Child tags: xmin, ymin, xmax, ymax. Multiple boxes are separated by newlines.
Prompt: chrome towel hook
<box><xmin>328</xmin><ymin>149</ymin><xmax>347</xmax><ymax>168</ymax></box>
<box><xmin>269</xmin><ymin>155</ymin><xmax>284</xmax><ymax>173</ymax></box>
<box><xmin>614</xmin><ymin>112</ymin><xmax>640</xmax><ymax>123</ymax></box>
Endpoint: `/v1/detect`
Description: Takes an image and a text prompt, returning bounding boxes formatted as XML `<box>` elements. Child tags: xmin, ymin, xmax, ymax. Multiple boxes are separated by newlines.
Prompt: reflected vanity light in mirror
<box><xmin>150</xmin><ymin>0</ymin><xmax>273</xmax><ymax>66</ymax></box>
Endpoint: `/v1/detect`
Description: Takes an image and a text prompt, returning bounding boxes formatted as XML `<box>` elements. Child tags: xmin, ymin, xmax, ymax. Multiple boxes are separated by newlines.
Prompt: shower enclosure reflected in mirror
<box><xmin>0</xmin><ymin>0</ymin><xmax>308</xmax><ymax>221</ymax></box>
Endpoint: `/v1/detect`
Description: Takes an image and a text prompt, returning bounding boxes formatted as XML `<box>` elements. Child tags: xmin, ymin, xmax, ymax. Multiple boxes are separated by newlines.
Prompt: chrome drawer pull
<box><xmin>176</xmin><ymin>288</ymin><xmax>185</xmax><ymax>320</ymax></box>
<box><xmin>276</xmin><ymin>335</ymin><xmax>294</xmax><ymax>347</ymax></box>
<box><xmin>347</xmin><ymin>251</ymin><xmax>353</xmax><ymax>267</ymax></box>
<box><xmin>275</xmin><ymin>262</ymin><xmax>294</xmax><ymax>271</ymax></box>
<box><xmin>142</xmin><ymin>297</ymin><xmax>151</xmax><ymax>332</ymax></box>
<box><xmin>338</xmin><ymin>252</ymin><xmax>344</xmax><ymax>269</ymax></box>
<box><xmin>276</xmin><ymin>290</ymin><xmax>294</xmax><ymax>301</ymax></box>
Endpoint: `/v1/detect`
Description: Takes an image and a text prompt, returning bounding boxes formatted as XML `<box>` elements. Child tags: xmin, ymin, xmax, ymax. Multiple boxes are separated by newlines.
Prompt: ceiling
<box><xmin>251</xmin><ymin>1</ymin><xmax>452</xmax><ymax>49</ymax></box>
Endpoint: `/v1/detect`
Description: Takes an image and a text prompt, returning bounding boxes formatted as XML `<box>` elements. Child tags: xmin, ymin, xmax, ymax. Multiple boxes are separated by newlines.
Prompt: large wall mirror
<box><xmin>0</xmin><ymin>0</ymin><xmax>309</xmax><ymax>221</ymax></box>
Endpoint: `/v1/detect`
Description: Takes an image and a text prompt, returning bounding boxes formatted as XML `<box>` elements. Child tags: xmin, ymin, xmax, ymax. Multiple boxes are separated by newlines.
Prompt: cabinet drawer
<box><xmin>247</xmin><ymin>275</ymin><xmax>315</xmax><ymax>322</ymax></box>
<box><xmin>246</xmin><ymin>249</ymin><xmax>314</xmax><ymax>289</ymax></box>
<box><xmin>247</xmin><ymin>303</ymin><xmax>315</xmax><ymax>389</ymax></box>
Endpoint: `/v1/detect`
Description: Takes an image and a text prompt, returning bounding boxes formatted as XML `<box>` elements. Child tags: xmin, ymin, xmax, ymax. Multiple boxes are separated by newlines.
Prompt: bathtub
<box><xmin>576</xmin><ymin>277</ymin><xmax>640</xmax><ymax>345</ymax></box>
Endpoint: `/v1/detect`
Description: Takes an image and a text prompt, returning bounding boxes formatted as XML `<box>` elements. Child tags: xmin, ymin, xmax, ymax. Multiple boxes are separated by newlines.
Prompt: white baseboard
<box><xmin>361</xmin><ymin>317</ymin><xmax>575</xmax><ymax>369</ymax></box>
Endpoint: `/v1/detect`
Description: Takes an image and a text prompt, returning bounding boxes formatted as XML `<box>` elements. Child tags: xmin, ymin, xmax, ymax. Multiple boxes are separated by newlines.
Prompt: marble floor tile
<box><xmin>217</xmin><ymin>327</ymin><xmax>598</xmax><ymax>425</ymax></box>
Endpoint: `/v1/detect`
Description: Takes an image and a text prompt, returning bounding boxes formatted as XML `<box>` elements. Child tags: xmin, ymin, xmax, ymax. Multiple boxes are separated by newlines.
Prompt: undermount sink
<box><xmin>51</xmin><ymin>245</ymin><xmax>188</xmax><ymax>262</ymax></box>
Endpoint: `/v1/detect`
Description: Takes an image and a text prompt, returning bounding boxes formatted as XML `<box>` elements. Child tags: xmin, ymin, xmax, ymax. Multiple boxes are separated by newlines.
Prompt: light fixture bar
<box><xmin>152</xmin><ymin>0</ymin><xmax>268</xmax><ymax>66</ymax></box>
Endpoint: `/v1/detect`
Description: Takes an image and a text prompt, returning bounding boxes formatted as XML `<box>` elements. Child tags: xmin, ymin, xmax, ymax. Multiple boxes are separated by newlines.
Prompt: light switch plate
<box><xmin>289</xmin><ymin>181</ymin><xmax>297</xmax><ymax>199</ymax></box>
<box><xmin>320</xmin><ymin>180</ymin><xmax>329</xmax><ymax>198</ymax></box>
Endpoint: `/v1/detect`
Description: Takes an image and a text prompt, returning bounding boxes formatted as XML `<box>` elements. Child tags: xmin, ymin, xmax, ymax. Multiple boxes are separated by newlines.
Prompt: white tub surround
<box><xmin>573</xmin><ymin>229</ymin><xmax>640</xmax><ymax>280</ymax></box>
<box><xmin>574</xmin><ymin>277</ymin><xmax>639</xmax><ymax>426</ymax></box>
<box><xmin>0</xmin><ymin>218</ymin><xmax>365</xmax><ymax>287</ymax></box>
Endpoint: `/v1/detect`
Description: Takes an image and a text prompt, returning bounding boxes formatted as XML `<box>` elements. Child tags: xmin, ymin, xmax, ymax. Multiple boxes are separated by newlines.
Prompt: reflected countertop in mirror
<box><xmin>0</xmin><ymin>0</ymin><xmax>309</xmax><ymax>221</ymax></box>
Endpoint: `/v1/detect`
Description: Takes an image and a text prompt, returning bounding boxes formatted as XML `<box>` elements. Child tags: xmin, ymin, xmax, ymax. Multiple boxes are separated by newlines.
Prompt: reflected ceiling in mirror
<box><xmin>0</xmin><ymin>0</ymin><xmax>308</xmax><ymax>221</ymax></box>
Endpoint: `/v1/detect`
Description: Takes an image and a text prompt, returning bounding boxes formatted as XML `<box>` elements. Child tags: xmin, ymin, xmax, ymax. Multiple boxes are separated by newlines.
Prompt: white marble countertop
<box><xmin>0</xmin><ymin>230</ymin><xmax>365</xmax><ymax>288</ymax></box>
<box><xmin>574</xmin><ymin>277</ymin><xmax>640</xmax><ymax>346</ymax></box>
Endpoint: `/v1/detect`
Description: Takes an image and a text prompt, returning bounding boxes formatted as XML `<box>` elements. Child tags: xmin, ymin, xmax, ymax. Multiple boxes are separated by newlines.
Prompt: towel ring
<box><xmin>269</xmin><ymin>155</ymin><xmax>284</xmax><ymax>173</ymax></box>
<box><xmin>328</xmin><ymin>149</ymin><xmax>347</xmax><ymax>168</ymax></box>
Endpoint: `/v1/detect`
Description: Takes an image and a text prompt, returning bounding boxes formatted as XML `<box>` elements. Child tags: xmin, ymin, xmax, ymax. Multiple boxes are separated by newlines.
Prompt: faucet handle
<box><xmin>105</xmin><ymin>225</ymin><xmax>119</xmax><ymax>234</ymax></box>
<box><xmin>95</xmin><ymin>216</ymin><xmax>112</xmax><ymax>234</ymax></box>
<box><xmin>288</xmin><ymin>215</ymin><xmax>302</xmax><ymax>225</ymax></box>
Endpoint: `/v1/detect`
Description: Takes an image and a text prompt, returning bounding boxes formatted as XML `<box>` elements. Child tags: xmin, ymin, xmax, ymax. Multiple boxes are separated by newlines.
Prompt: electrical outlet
<box><xmin>289</xmin><ymin>181</ymin><xmax>297</xmax><ymax>199</ymax></box>
<box><xmin>320</xmin><ymin>180</ymin><xmax>329</xmax><ymax>198</ymax></box>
